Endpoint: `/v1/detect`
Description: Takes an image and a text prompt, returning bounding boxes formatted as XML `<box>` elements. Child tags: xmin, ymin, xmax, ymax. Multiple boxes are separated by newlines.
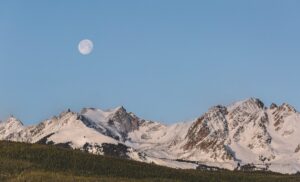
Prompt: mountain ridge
<box><xmin>1</xmin><ymin>98</ymin><xmax>300</xmax><ymax>174</ymax></box>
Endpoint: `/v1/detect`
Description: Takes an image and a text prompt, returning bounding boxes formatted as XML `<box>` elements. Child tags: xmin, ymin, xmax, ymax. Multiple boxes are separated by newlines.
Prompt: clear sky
<box><xmin>1</xmin><ymin>1</ymin><xmax>300</xmax><ymax>124</ymax></box>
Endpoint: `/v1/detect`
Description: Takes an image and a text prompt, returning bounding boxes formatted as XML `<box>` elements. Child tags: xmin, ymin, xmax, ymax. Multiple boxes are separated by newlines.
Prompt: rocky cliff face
<box><xmin>183</xmin><ymin>106</ymin><xmax>231</xmax><ymax>160</ymax></box>
<box><xmin>1</xmin><ymin>98</ymin><xmax>300</xmax><ymax>174</ymax></box>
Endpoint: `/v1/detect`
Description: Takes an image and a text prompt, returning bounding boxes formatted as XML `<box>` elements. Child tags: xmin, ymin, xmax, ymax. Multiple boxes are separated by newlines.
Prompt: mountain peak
<box><xmin>245</xmin><ymin>97</ymin><xmax>264</xmax><ymax>108</ymax></box>
<box><xmin>109</xmin><ymin>106</ymin><xmax>126</xmax><ymax>113</ymax></box>
<box><xmin>229</xmin><ymin>98</ymin><xmax>265</xmax><ymax>111</ymax></box>
<box><xmin>5</xmin><ymin>116</ymin><xmax>24</xmax><ymax>126</ymax></box>
<box><xmin>270</xmin><ymin>103</ymin><xmax>278</xmax><ymax>110</ymax></box>
<box><xmin>280</xmin><ymin>103</ymin><xmax>297</xmax><ymax>113</ymax></box>
<box><xmin>80</xmin><ymin>106</ymin><xmax>126</xmax><ymax>116</ymax></box>
<box><xmin>58</xmin><ymin>109</ymin><xmax>76</xmax><ymax>119</ymax></box>
<box><xmin>208</xmin><ymin>105</ymin><xmax>228</xmax><ymax>115</ymax></box>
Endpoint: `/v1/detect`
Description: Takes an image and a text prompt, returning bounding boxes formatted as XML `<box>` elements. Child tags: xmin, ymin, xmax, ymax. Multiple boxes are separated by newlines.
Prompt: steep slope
<box><xmin>266</xmin><ymin>103</ymin><xmax>300</xmax><ymax>173</ymax></box>
<box><xmin>31</xmin><ymin>111</ymin><xmax>119</xmax><ymax>151</ymax></box>
<box><xmin>183</xmin><ymin>106</ymin><xmax>231</xmax><ymax>162</ymax></box>
<box><xmin>0</xmin><ymin>116</ymin><xmax>24</xmax><ymax>141</ymax></box>
<box><xmin>226</xmin><ymin>99</ymin><xmax>274</xmax><ymax>168</ymax></box>
<box><xmin>80</xmin><ymin>106</ymin><xmax>140</xmax><ymax>141</ymax></box>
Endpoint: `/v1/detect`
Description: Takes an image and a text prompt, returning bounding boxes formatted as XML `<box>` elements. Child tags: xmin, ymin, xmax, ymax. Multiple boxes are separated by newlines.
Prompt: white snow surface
<box><xmin>127</xmin><ymin>120</ymin><xmax>194</xmax><ymax>159</ymax></box>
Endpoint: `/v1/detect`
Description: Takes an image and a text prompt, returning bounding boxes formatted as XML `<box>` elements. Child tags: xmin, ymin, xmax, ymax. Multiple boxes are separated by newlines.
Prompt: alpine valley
<box><xmin>1</xmin><ymin>98</ymin><xmax>300</xmax><ymax>174</ymax></box>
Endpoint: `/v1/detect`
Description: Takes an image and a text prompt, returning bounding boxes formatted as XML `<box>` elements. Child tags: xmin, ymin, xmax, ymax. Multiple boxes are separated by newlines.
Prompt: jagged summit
<box><xmin>80</xmin><ymin>106</ymin><xmax>126</xmax><ymax>117</ymax></box>
<box><xmin>5</xmin><ymin>116</ymin><xmax>24</xmax><ymax>126</ymax></box>
<box><xmin>109</xmin><ymin>106</ymin><xmax>126</xmax><ymax>113</ymax></box>
<box><xmin>228</xmin><ymin>97</ymin><xmax>265</xmax><ymax>112</ymax></box>
<box><xmin>280</xmin><ymin>103</ymin><xmax>297</xmax><ymax>113</ymax></box>
<box><xmin>229</xmin><ymin>98</ymin><xmax>297</xmax><ymax>113</ymax></box>
<box><xmin>208</xmin><ymin>105</ymin><xmax>228</xmax><ymax>115</ymax></box>
<box><xmin>0</xmin><ymin>116</ymin><xmax>24</xmax><ymax>141</ymax></box>
<box><xmin>270</xmin><ymin>103</ymin><xmax>278</xmax><ymax>110</ymax></box>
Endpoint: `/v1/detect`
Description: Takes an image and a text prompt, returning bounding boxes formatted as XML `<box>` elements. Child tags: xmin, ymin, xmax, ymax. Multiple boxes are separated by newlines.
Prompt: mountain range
<box><xmin>1</xmin><ymin>98</ymin><xmax>300</xmax><ymax>174</ymax></box>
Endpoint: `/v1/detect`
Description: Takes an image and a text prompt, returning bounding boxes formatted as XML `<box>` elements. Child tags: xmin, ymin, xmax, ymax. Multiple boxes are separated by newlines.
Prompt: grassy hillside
<box><xmin>0</xmin><ymin>141</ymin><xmax>299</xmax><ymax>182</ymax></box>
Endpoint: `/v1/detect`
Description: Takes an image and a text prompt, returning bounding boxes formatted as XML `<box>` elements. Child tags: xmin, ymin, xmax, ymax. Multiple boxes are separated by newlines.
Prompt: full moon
<box><xmin>78</xmin><ymin>39</ymin><xmax>93</xmax><ymax>55</ymax></box>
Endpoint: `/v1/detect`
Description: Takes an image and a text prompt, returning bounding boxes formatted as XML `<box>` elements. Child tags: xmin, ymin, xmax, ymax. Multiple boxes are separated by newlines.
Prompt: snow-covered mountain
<box><xmin>1</xmin><ymin>98</ymin><xmax>300</xmax><ymax>174</ymax></box>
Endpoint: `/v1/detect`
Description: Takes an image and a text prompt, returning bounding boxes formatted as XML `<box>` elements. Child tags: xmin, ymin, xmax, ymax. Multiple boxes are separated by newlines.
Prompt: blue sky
<box><xmin>0</xmin><ymin>1</ymin><xmax>300</xmax><ymax>124</ymax></box>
